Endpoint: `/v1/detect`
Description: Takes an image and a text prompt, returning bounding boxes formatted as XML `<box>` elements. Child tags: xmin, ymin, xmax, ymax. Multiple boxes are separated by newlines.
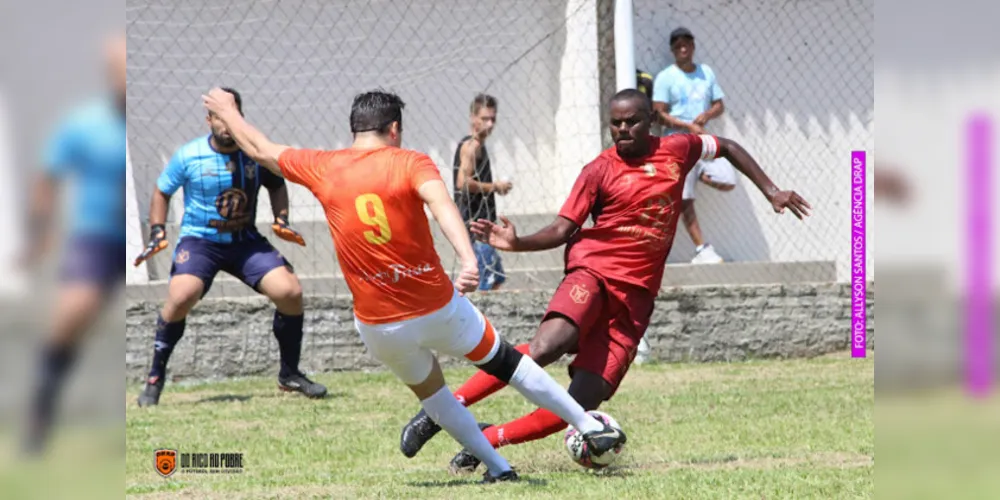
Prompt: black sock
<box><xmin>149</xmin><ymin>314</ymin><xmax>185</xmax><ymax>381</ymax></box>
<box><xmin>273</xmin><ymin>311</ymin><xmax>304</xmax><ymax>378</ymax></box>
<box><xmin>27</xmin><ymin>343</ymin><xmax>78</xmax><ymax>449</ymax></box>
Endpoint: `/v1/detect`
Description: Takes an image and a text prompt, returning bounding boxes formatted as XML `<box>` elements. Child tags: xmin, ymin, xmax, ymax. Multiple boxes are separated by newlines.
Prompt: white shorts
<box><xmin>682</xmin><ymin>158</ymin><xmax>738</xmax><ymax>200</ymax></box>
<box><xmin>354</xmin><ymin>290</ymin><xmax>500</xmax><ymax>385</ymax></box>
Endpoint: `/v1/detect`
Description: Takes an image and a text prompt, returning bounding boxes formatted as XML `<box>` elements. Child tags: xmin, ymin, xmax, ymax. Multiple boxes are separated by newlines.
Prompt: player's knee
<box><xmin>478</xmin><ymin>340</ymin><xmax>524</xmax><ymax>383</ymax></box>
<box><xmin>529</xmin><ymin>320</ymin><xmax>576</xmax><ymax>366</ymax></box>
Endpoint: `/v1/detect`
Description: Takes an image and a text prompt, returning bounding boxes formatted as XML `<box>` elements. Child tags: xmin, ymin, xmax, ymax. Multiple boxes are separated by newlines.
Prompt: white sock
<box><xmin>507</xmin><ymin>356</ymin><xmax>603</xmax><ymax>434</ymax></box>
<box><xmin>421</xmin><ymin>386</ymin><xmax>511</xmax><ymax>475</ymax></box>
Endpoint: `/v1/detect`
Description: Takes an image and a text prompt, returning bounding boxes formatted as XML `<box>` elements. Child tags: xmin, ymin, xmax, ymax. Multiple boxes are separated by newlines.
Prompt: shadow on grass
<box><xmin>194</xmin><ymin>394</ymin><xmax>253</xmax><ymax>404</ymax></box>
<box><xmin>407</xmin><ymin>476</ymin><xmax>549</xmax><ymax>488</ymax></box>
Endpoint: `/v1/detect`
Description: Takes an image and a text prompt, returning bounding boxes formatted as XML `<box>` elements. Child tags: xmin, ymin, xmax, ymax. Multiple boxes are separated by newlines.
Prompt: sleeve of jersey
<box><xmin>409</xmin><ymin>153</ymin><xmax>443</xmax><ymax>190</ymax></box>
<box><xmin>277</xmin><ymin>148</ymin><xmax>325</xmax><ymax>189</ymax></box>
<box><xmin>682</xmin><ymin>134</ymin><xmax>721</xmax><ymax>173</ymax></box>
<box><xmin>42</xmin><ymin>122</ymin><xmax>75</xmax><ymax>177</ymax></box>
<box><xmin>557</xmin><ymin>163</ymin><xmax>601</xmax><ymax>226</ymax></box>
<box><xmin>156</xmin><ymin>150</ymin><xmax>186</xmax><ymax>195</ymax></box>
<box><xmin>260</xmin><ymin>166</ymin><xmax>286</xmax><ymax>190</ymax></box>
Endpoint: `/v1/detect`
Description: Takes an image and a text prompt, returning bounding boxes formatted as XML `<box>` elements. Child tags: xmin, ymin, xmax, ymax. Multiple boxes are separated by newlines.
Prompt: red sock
<box><xmin>484</xmin><ymin>409</ymin><xmax>567</xmax><ymax>448</ymax></box>
<box><xmin>454</xmin><ymin>343</ymin><xmax>531</xmax><ymax>407</ymax></box>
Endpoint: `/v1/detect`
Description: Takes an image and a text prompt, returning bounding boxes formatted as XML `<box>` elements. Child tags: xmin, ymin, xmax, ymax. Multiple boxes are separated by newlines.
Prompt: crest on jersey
<box><xmin>642</xmin><ymin>163</ymin><xmax>656</xmax><ymax>176</ymax></box>
<box><xmin>664</xmin><ymin>162</ymin><xmax>681</xmax><ymax>182</ymax></box>
<box><xmin>570</xmin><ymin>284</ymin><xmax>590</xmax><ymax>304</ymax></box>
<box><xmin>215</xmin><ymin>188</ymin><xmax>249</xmax><ymax>219</ymax></box>
<box><xmin>225</xmin><ymin>160</ymin><xmax>237</xmax><ymax>173</ymax></box>
<box><xmin>244</xmin><ymin>161</ymin><xmax>256</xmax><ymax>180</ymax></box>
<box><xmin>155</xmin><ymin>449</ymin><xmax>178</xmax><ymax>478</ymax></box>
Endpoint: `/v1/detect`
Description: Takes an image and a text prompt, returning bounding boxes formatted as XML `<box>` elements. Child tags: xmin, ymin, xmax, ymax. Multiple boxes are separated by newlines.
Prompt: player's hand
<box><xmin>494</xmin><ymin>180</ymin><xmax>513</xmax><ymax>195</ymax></box>
<box><xmin>202</xmin><ymin>87</ymin><xmax>238</xmax><ymax>116</ymax></box>
<box><xmin>454</xmin><ymin>262</ymin><xmax>479</xmax><ymax>295</ymax></box>
<box><xmin>271</xmin><ymin>215</ymin><xmax>306</xmax><ymax>246</ymax></box>
<box><xmin>769</xmin><ymin>190</ymin><xmax>812</xmax><ymax>220</ymax></box>
<box><xmin>686</xmin><ymin>123</ymin><xmax>706</xmax><ymax>135</ymax></box>
<box><xmin>469</xmin><ymin>216</ymin><xmax>518</xmax><ymax>251</ymax></box>
<box><xmin>134</xmin><ymin>224</ymin><xmax>168</xmax><ymax>267</ymax></box>
<box><xmin>693</xmin><ymin>113</ymin><xmax>709</xmax><ymax>127</ymax></box>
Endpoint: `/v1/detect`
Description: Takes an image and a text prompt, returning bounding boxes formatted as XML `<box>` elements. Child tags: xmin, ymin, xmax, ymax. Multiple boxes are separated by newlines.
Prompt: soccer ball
<box><xmin>564</xmin><ymin>410</ymin><xmax>625</xmax><ymax>469</ymax></box>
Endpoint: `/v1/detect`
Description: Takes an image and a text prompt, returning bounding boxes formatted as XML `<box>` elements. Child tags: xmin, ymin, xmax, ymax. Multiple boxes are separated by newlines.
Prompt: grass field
<box><xmin>124</xmin><ymin>353</ymin><xmax>873</xmax><ymax>499</ymax></box>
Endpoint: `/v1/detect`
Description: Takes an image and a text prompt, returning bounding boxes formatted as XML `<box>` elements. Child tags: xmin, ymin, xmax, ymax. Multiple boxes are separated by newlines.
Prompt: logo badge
<box><xmin>569</xmin><ymin>284</ymin><xmax>590</xmax><ymax>304</ymax></box>
<box><xmin>244</xmin><ymin>161</ymin><xmax>256</xmax><ymax>180</ymax></box>
<box><xmin>175</xmin><ymin>249</ymin><xmax>190</xmax><ymax>264</ymax></box>
<box><xmin>155</xmin><ymin>449</ymin><xmax>178</xmax><ymax>478</ymax></box>
<box><xmin>215</xmin><ymin>188</ymin><xmax>249</xmax><ymax>219</ymax></box>
<box><xmin>642</xmin><ymin>163</ymin><xmax>656</xmax><ymax>176</ymax></box>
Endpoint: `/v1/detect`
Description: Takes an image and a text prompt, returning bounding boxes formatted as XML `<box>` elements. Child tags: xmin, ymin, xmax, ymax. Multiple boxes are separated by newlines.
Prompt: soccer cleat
<box><xmin>448</xmin><ymin>423</ymin><xmax>493</xmax><ymax>474</ymax></box>
<box><xmin>480</xmin><ymin>469</ymin><xmax>519</xmax><ymax>484</ymax></box>
<box><xmin>581</xmin><ymin>423</ymin><xmax>628</xmax><ymax>457</ymax></box>
<box><xmin>278</xmin><ymin>372</ymin><xmax>327</xmax><ymax>398</ymax></box>
<box><xmin>399</xmin><ymin>409</ymin><xmax>442</xmax><ymax>458</ymax></box>
<box><xmin>137</xmin><ymin>375</ymin><xmax>165</xmax><ymax>407</ymax></box>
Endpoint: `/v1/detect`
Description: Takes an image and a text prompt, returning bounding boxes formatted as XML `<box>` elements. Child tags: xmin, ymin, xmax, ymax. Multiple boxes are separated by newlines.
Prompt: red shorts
<box><xmin>543</xmin><ymin>268</ymin><xmax>655</xmax><ymax>399</ymax></box>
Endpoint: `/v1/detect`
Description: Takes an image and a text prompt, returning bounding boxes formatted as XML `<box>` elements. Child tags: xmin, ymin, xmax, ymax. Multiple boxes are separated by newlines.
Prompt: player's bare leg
<box><xmin>24</xmin><ymin>283</ymin><xmax>108</xmax><ymax>454</ymax></box>
<box><xmin>401</xmin><ymin>315</ymin><xmax>582</xmax><ymax>457</ymax></box>
<box><xmin>257</xmin><ymin>266</ymin><xmax>326</xmax><ymax>398</ymax></box>
<box><xmin>137</xmin><ymin>274</ymin><xmax>203</xmax><ymax>407</ymax></box>
<box><xmin>681</xmin><ymin>199</ymin><xmax>705</xmax><ymax>248</ymax></box>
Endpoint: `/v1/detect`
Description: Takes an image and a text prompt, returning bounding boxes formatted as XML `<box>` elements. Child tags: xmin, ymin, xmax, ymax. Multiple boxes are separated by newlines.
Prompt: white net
<box><xmin>126</xmin><ymin>0</ymin><xmax>606</xmax><ymax>302</ymax></box>
<box><xmin>125</xmin><ymin>0</ymin><xmax>874</xmax><ymax>305</ymax></box>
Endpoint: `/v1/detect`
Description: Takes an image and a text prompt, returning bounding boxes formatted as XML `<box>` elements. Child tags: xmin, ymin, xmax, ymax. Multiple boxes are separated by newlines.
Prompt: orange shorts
<box><xmin>543</xmin><ymin>268</ymin><xmax>655</xmax><ymax>399</ymax></box>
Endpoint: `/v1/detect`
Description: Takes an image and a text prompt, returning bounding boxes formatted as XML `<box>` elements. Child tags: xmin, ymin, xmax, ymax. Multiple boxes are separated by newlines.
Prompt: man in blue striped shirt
<box><xmin>133</xmin><ymin>88</ymin><xmax>326</xmax><ymax>406</ymax></box>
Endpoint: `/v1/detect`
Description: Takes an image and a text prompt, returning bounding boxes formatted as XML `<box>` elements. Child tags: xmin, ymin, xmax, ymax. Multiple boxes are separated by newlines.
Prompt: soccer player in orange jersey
<box><xmin>201</xmin><ymin>88</ymin><xmax>626</xmax><ymax>483</ymax></box>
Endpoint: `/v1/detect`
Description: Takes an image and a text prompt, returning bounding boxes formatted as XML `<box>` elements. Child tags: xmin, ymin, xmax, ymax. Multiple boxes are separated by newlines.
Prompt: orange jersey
<box><xmin>278</xmin><ymin>146</ymin><xmax>454</xmax><ymax>324</ymax></box>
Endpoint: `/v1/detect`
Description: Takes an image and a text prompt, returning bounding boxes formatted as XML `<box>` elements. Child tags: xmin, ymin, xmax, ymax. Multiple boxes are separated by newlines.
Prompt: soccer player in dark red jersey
<box><xmin>399</xmin><ymin>88</ymin><xmax>811</xmax><ymax>471</ymax></box>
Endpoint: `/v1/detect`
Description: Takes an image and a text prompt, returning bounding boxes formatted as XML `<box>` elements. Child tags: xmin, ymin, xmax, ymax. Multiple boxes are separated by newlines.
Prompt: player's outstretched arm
<box><xmin>417</xmin><ymin>179</ymin><xmax>479</xmax><ymax>286</ymax></box>
<box><xmin>717</xmin><ymin>137</ymin><xmax>812</xmax><ymax>219</ymax></box>
<box><xmin>470</xmin><ymin>215</ymin><xmax>577</xmax><ymax>252</ymax></box>
<box><xmin>202</xmin><ymin>88</ymin><xmax>288</xmax><ymax>177</ymax></box>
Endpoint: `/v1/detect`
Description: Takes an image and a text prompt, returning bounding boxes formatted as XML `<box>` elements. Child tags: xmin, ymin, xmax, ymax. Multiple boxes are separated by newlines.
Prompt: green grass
<box><xmin>125</xmin><ymin>353</ymin><xmax>873</xmax><ymax>499</ymax></box>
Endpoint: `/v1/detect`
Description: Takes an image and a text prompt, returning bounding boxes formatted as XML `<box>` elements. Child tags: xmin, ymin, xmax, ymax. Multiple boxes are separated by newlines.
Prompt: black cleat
<box><xmin>481</xmin><ymin>469</ymin><xmax>519</xmax><ymax>484</ymax></box>
<box><xmin>278</xmin><ymin>372</ymin><xmax>327</xmax><ymax>399</ymax></box>
<box><xmin>582</xmin><ymin>423</ymin><xmax>628</xmax><ymax>457</ymax></box>
<box><xmin>448</xmin><ymin>423</ymin><xmax>493</xmax><ymax>474</ymax></box>
<box><xmin>137</xmin><ymin>376</ymin><xmax>165</xmax><ymax>407</ymax></box>
<box><xmin>399</xmin><ymin>409</ymin><xmax>442</xmax><ymax>458</ymax></box>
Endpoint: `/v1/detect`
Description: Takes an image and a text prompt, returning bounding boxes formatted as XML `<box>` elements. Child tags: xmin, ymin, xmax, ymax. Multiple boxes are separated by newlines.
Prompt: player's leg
<box><xmin>474</xmin><ymin>241</ymin><xmax>506</xmax><ymax>291</ymax></box>
<box><xmin>685</xmin><ymin>160</ymin><xmax>728</xmax><ymax>264</ymax></box>
<box><xmin>447</xmin><ymin>284</ymin><xmax>651</xmax><ymax>472</ymax></box>
<box><xmin>426</xmin><ymin>289</ymin><xmax>624</xmax><ymax>464</ymax></box>
<box><xmin>24</xmin><ymin>236</ymin><xmax>124</xmax><ymax>454</ymax></box>
<box><xmin>234</xmin><ymin>239</ymin><xmax>325</xmax><ymax>398</ymax></box>
<box><xmin>355</xmin><ymin>313</ymin><xmax>518</xmax><ymax>483</ymax></box>
<box><xmin>399</xmin><ymin>270</ymin><xmax>600</xmax><ymax>457</ymax></box>
<box><xmin>138</xmin><ymin>238</ymin><xmax>219</xmax><ymax>407</ymax></box>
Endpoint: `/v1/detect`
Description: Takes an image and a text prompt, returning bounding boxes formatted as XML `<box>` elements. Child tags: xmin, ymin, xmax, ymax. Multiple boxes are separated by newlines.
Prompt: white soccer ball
<box><xmin>564</xmin><ymin>410</ymin><xmax>625</xmax><ymax>469</ymax></box>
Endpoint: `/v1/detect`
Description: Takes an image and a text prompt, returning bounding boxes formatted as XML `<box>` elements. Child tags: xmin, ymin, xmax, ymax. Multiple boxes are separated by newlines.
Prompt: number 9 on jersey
<box><xmin>355</xmin><ymin>193</ymin><xmax>392</xmax><ymax>245</ymax></box>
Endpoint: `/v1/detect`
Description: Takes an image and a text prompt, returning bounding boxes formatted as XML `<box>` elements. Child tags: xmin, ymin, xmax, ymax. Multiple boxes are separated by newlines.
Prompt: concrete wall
<box><xmin>124</xmin><ymin>282</ymin><xmax>875</xmax><ymax>383</ymax></box>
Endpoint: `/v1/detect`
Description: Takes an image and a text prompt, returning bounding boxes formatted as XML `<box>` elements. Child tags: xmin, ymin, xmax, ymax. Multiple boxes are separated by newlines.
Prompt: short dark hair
<box><xmin>611</xmin><ymin>88</ymin><xmax>652</xmax><ymax>115</ymax></box>
<box><xmin>350</xmin><ymin>90</ymin><xmax>405</xmax><ymax>134</ymax></box>
<box><xmin>470</xmin><ymin>93</ymin><xmax>498</xmax><ymax>115</ymax></box>
<box><xmin>220</xmin><ymin>87</ymin><xmax>243</xmax><ymax>116</ymax></box>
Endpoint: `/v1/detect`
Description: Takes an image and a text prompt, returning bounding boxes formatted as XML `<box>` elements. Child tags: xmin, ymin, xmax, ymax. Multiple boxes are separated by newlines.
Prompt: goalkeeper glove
<box><xmin>271</xmin><ymin>215</ymin><xmax>306</xmax><ymax>246</ymax></box>
<box><xmin>133</xmin><ymin>224</ymin><xmax>168</xmax><ymax>267</ymax></box>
